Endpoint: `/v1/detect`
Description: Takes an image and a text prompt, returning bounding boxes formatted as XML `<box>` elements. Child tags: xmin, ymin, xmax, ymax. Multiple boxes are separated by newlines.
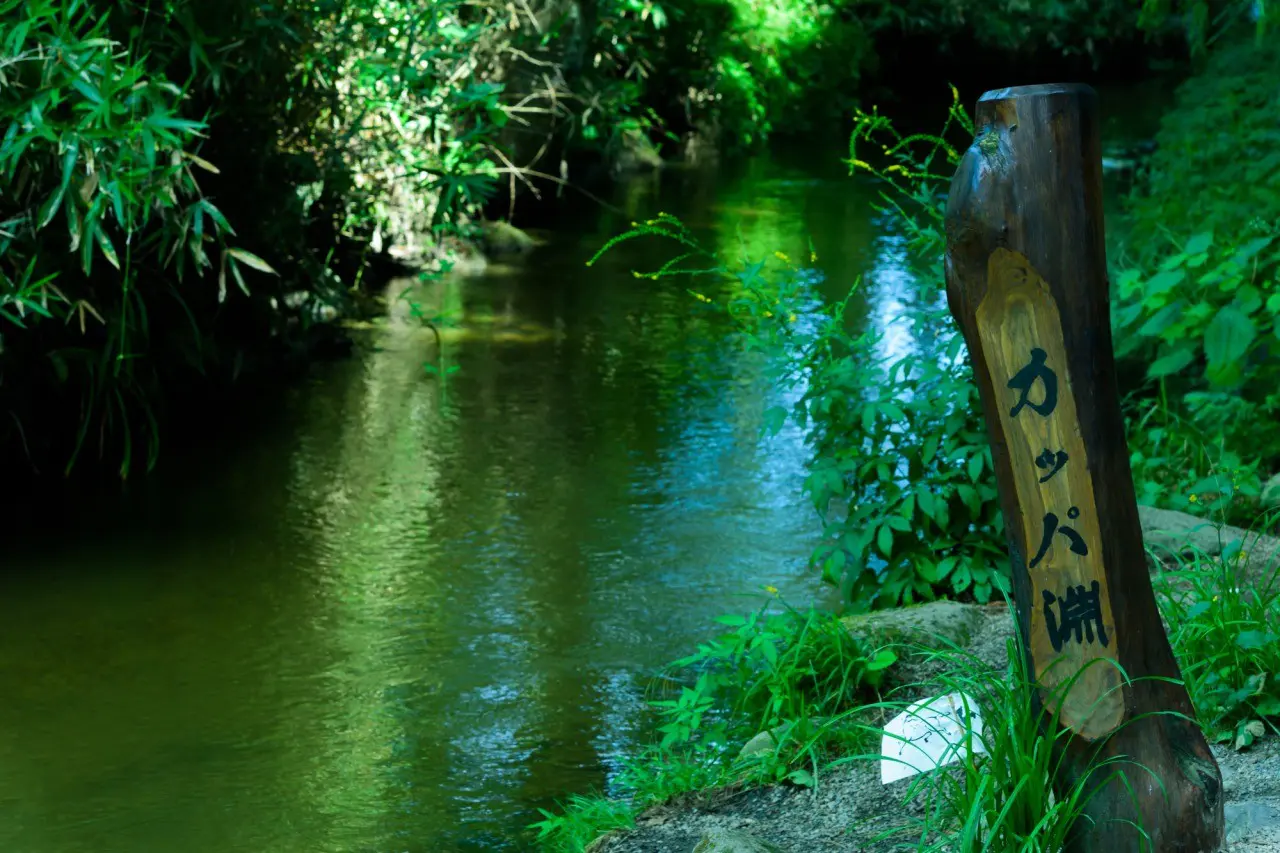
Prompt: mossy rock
<box><xmin>1139</xmin><ymin>504</ymin><xmax>1280</xmax><ymax>584</ymax></box>
<box><xmin>735</xmin><ymin>716</ymin><xmax>829</xmax><ymax>761</ymax></box>
<box><xmin>737</xmin><ymin>729</ymin><xmax>778</xmax><ymax>760</ymax></box>
<box><xmin>1262</xmin><ymin>473</ymin><xmax>1280</xmax><ymax>511</ymax></box>
<box><xmin>692</xmin><ymin>828</ymin><xmax>787</xmax><ymax>853</ymax></box>
<box><xmin>479</xmin><ymin>220</ymin><xmax>536</xmax><ymax>256</ymax></box>
<box><xmin>841</xmin><ymin>600</ymin><xmax>986</xmax><ymax>650</ymax></box>
<box><xmin>611</xmin><ymin>129</ymin><xmax>663</xmax><ymax>175</ymax></box>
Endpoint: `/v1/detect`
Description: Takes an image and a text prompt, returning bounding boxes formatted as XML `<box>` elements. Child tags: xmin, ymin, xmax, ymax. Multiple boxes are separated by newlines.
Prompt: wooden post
<box><xmin>944</xmin><ymin>84</ymin><xmax>1224</xmax><ymax>851</ymax></box>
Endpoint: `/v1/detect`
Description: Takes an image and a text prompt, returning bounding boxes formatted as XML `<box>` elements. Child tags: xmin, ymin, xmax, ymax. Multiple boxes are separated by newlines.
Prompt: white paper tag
<box><xmin>880</xmin><ymin>691</ymin><xmax>985</xmax><ymax>784</ymax></box>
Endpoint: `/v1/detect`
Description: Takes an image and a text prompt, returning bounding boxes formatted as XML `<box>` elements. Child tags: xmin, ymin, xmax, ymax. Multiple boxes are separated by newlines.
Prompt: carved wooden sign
<box><xmin>976</xmin><ymin>248</ymin><xmax>1122</xmax><ymax>739</ymax></box>
<box><xmin>945</xmin><ymin>83</ymin><xmax>1225</xmax><ymax>851</ymax></box>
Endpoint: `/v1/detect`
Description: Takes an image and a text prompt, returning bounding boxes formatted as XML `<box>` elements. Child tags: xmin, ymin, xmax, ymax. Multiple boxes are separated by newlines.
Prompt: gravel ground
<box><xmin>595</xmin><ymin>610</ymin><xmax>1280</xmax><ymax>853</ymax></box>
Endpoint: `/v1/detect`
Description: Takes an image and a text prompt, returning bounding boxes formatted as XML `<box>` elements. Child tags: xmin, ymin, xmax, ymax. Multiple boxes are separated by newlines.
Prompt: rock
<box><xmin>1139</xmin><ymin>505</ymin><xmax>1238</xmax><ymax>557</ymax></box>
<box><xmin>611</xmin><ymin>129</ymin><xmax>663</xmax><ymax>175</ymax></box>
<box><xmin>683</xmin><ymin>129</ymin><xmax>719</xmax><ymax>165</ymax></box>
<box><xmin>1262</xmin><ymin>473</ymin><xmax>1280</xmax><ymax>510</ymax></box>
<box><xmin>1138</xmin><ymin>505</ymin><xmax>1280</xmax><ymax>581</ymax></box>
<box><xmin>692</xmin><ymin>828</ymin><xmax>787</xmax><ymax>853</ymax></box>
<box><xmin>1225</xmin><ymin>800</ymin><xmax>1280</xmax><ymax>847</ymax></box>
<box><xmin>737</xmin><ymin>730</ymin><xmax>777</xmax><ymax>760</ymax></box>
<box><xmin>735</xmin><ymin>718</ymin><xmax>829</xmax><ymax>761</ymax></box>
<box><xmin>841</xmin><ymin>600</ymin><xmax>986</xmax><ymax>649</ymax></box>
<box><xmin>480</xmin><ymin>220</ymin><xmax>536</xmax><ymax>256</ymax></box>
<box><xmin>584</xmin><ymin>832</ymin><xmax>620</xmax><ymax>852</ymax></box>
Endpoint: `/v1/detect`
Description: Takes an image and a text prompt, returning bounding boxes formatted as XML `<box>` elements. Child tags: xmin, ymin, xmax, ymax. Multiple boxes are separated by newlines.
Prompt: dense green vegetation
<box><xmin>1117</xmin><ymin>36</ymin><xmax>1280</xmax><ymax>518</ymax></box>
<box><xmin>5</xmin><ymin>0</ymin><xmax>1253</xmax><ymax>476</ymax></box>
<box><xmin>2</xmin><ymin>0</ymin><xmax>671</xmax><ymax>475</ymax></box>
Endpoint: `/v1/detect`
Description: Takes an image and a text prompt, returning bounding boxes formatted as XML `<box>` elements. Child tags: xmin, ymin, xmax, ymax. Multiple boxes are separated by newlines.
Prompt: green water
<box><xmin>0</xmin><ymin>91</ymin><xmax>1165</xmax><ymax>853</ymax></box>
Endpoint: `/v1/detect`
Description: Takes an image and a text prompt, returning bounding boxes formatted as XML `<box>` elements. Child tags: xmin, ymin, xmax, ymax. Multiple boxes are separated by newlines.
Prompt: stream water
<box><xmin>0</xmin><ymin>88</ymin><xmax>1165</xmax><ymax>853</ymax></box>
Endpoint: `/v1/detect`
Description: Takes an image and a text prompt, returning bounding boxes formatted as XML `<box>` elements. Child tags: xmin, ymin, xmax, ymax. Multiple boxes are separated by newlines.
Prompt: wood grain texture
<box><xmin>976</xmin><ymin>247</ymin><xmax>1123</xmax><ymax>740</ymax></box>
<box><xmin>945</xmin><ymin>83</ymin><xmax>1224</xmax><ymax>852</ymax></box>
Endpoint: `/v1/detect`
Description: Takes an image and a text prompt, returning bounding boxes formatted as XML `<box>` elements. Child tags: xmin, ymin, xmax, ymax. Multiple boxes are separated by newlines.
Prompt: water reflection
<box><xmin>0</xmin><ymin>145</ymin><xmax>949</xmax><ymax>852</ymax></box>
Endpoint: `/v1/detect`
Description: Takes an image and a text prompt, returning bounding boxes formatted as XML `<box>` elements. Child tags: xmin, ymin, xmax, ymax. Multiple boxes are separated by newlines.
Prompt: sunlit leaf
<box><xmin>226</xmin><ymin>248</ymin><xmax>278</xmax><ymax>275</ymax></box>
<box><xmin>1144</xmin><ymin>268</ymin><xmax>1185</xmax><ymax>297</ymax></box>
<box><xmin>182</xmin><ymin>151</ymin><xmax>221</xmax><ymax>173</ymax></box>
<box><xmin>94</xmin><ymin>227</ymin><xmax>119</xmax><ymax>270</ymax></box>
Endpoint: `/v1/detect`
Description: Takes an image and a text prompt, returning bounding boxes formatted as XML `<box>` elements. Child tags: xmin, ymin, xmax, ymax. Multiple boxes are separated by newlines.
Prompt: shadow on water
<box><xmin>0</xmin><ymin>88</ymin><xmax>1165</xmax><ymax>852</ymax></box>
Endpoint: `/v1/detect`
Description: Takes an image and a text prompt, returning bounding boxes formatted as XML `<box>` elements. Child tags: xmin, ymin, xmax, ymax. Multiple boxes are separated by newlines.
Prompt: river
<box><xmin>0</xmin><ymin>87</ymin><xmax>1165</xmax><ymax>853</ymax></box>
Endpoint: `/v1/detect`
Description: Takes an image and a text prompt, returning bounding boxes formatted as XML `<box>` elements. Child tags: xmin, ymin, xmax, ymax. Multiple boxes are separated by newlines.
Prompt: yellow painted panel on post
<box><xmin>976</xmin><ymin>247</ymin><xmax>1125</xmax><ymax>740</ymax></box>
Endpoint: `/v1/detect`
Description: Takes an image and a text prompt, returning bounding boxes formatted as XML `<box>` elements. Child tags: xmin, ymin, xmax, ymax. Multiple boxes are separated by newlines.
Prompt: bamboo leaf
<box><xmin>226</xmin><ymin>248</ymin><xmax>277</xmax><ymax>275</ymax></box>
<box><xmin>37</xmin><ymin>187</ymin><xmax>66</xmax><ymax>229</ymax></box>
<box><xmin>182</xmin><ymin>151</ymin><xmax>221</xmax><ymax>173</ymax></box>
<box><xmin>94</xmin><ymin>226</ymin><xmax>120</xmax><ymax>270</ymax></box>
<box><xmin>229</xmin><ymin>257</ymin><xmax>249</xmax><ymax>295</ymax></box>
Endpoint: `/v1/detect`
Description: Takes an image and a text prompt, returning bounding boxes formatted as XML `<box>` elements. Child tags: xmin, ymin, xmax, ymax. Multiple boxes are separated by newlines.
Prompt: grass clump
<box><xmin>655</xmin><ymin>597</ymin><xmax>896</xmax><ymax>784</ymax></box>
<box><xmin>530</xmin><ymin>793</ymin><xmax>636</xmax><ymax>853</ymax></box>
<box><xmin>844</xmin><ymin>618</ymin><xmax>1149</xmax><ymax>852</ymax></box>
<box><xmin>1155</xmin><ymin>509</ymin><xmax>1280</xmax><ymax>749</ymax></box>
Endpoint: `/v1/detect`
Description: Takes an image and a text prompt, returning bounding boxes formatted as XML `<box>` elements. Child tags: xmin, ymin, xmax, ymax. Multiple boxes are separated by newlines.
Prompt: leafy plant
<box><xmin>529</xmin><ymin>793</ymin><xmax>636</xmax><ymax>853</ymax></box>
<box><xmin>1126</xmin><ymin>399</ymin><xmax>1263</xmax><ymax>522</ymax></box>
<box><xmin>2</xmin><ymin>0</ymin><xmax>679</xmax><ymax>475</ymax></box>
<box><xmin>1110</xmin><ymin>36</ymin><xmax>1280</xmax><ymax>519</ymax></box>
<box><xmin>662</xmin><ymin>598</ymin><xmax>896</xmax><ymax>740</ymax></box>
<box><xmin>1</xmin><ymin>0</ymin><xmax>278</xmax><ymax>474</ymax></box>
<box><xmin>796</xmin><ymin>296</ymin><xmax>1009</xmax><ymax>609</ymax></box>
<box><xmin>1138</xmin><ymin>0</ymin><xmax>1270</xmax><ymax>54</ymax></box>
<box><xmin>1114</xmin><ymin>230</ymin><xmax>1280</xmax><ymax>393</ymax></box>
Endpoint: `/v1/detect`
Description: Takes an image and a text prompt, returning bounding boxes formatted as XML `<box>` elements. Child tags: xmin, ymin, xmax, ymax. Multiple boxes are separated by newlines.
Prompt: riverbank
<box><xmin>536</xmin><ymin>508</ymin><xmax>1280</xmax><ymax>853</ymax></box>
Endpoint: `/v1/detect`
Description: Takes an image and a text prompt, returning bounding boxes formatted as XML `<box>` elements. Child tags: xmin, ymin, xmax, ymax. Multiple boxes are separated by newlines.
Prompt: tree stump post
<box><xmin>944</xmin><ymin>84</ymin><xmax>1225</xmax><ymax>851</ymax></box>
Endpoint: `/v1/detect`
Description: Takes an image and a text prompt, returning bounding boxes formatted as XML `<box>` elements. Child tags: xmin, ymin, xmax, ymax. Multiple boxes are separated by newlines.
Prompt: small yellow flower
<box><xmin>787</xmin><ymin>313</ymin><xmax>797</xmax><ymax>323</ymax></box>
<box><xmin>774</xmin><ymin>251</ymin><xmax>790</xmax><ymax>263</ymax></box>
<box><xmin>809</xmin><ymin>250</ymin><xmax>818</xmax><ymax>263</ymax></box>
<box><xmin>765</xmin><ymin>585</ymin><xmax>779</xmax><ymax>595</ymax></box>
<box><xmin>1189</xmin><ymin>494</ymin><xmax>1199</xmax><ymax>503</ymax></box>
<box><xmin>763</xmin><ymin>310</ymin><xmax>774</xmax><ymax>318</ymax></box>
